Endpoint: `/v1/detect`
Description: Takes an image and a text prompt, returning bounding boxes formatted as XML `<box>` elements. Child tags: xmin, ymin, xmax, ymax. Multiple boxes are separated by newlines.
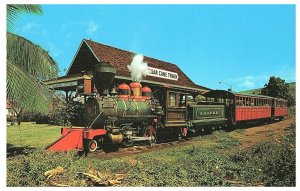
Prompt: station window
<box><xmin>169</xmin><ymin>93</ymin><xmax>176</xmax><ymax>107</ymax></box>
<box><xmin>179</xmin><ymin>94</ymin><xmax>186</xmax><ymax>107</ymax></box>
<box><xmin>187</xmin><ymin>95</ymin><xmax>194</xmax><ymax>104</ymax></box>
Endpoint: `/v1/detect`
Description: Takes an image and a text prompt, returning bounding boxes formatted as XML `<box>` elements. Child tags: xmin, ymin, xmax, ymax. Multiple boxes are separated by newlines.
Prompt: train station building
<box><xmin>44</xmin><ymin>39</ymin><xmax>210</xmax><ymax>100</ymax></box>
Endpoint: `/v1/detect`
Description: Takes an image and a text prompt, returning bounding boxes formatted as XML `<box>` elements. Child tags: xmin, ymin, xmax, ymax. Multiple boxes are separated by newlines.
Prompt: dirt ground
<box><xmin>230</xmin><ymin>116</ymin><xmax>295</xmax><ymax>149</ymax></box>
<box><xmin>90</xmin><ymin>116</ymin><xmax>295</xmax><ymax>159</ymax></box>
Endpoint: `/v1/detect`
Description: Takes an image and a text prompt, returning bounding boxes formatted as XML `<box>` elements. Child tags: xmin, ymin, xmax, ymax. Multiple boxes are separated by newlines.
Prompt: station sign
<box><xmin>147</xmin><ymin>67</ymin><xmax>179</xmax><ymax>81</ymax></box>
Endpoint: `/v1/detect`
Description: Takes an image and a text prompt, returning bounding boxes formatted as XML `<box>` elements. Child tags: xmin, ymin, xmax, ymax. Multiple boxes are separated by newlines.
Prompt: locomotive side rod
<box><xmin>130</xmin><ymin>136</ymin><xmax>153</xmax><ymax>141</ymax></box>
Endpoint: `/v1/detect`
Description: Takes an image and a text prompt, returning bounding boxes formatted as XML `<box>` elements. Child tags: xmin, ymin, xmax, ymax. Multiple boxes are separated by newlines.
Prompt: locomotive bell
<box><xmin>92</xmin><ymin>62</ymin><xmax>116</xmax><ymax>96</ymax></box>
<box><xmin>110</xmin><ymin>87</ymin><xmax>117</xmax><ymax>95</ymax></box>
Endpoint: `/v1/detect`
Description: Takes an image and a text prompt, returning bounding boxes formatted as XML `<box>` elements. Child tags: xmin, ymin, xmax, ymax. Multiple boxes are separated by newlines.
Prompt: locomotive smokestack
<box><xmin>92</xmin><ymin>62</ymin><xmax>116</xmax><ymax>95</ymax></box>
<box><xmin>127</xmin><ymin>54</ymin><xmax>150</xmax><ymax>82</ymax></box>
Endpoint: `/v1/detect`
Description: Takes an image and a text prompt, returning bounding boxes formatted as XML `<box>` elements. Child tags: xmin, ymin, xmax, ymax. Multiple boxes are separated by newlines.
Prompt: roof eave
<box><xmin>66</xmin><ymin>39</ymin><xmax>101</xmax><ymax>75</ymax></box>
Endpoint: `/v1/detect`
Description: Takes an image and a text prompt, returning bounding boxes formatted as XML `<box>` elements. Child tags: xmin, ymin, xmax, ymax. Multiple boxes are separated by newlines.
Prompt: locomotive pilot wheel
<box><xmin>86</xmin><ymin>139</ymin><xmax>98</xmax><ymax>152</ymax></box>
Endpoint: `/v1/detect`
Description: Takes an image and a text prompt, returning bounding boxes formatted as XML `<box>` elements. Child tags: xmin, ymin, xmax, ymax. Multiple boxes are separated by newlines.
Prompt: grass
<box><xmin>7</xmin><ymin>122</ymin><xmax>62</xmax><ymax>149</ymax></box>
<box><xmin>6</xmin><ymin>122</ymin><xmax>296</xmax><ymax>187</ymax></box>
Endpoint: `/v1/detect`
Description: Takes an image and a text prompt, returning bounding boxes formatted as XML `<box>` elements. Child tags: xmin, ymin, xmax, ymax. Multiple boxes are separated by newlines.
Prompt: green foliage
<box><xmin>240</xmin><ymin>82</ymin><xmax>294</xmax><ymax>95</ymax></box>
<box><xmin>286</xmin><ymin>95</ymin><xmax>295</xmax><ymax>107</ymax></box>
<box><xmin>261</xmin><ymin>76</ymin><xmax>289</xmax><ymax>98</ymax></box>
<box><xmin>262</xmin><ymin>124</ymin><xmax>295</xmax><ymax>186</ymax></box>
<box><xmin>288</xmin><ymin>82</ymin><xmax>296</xmax><ymax>98</ymax></box>
<box><xmin>260</xmin><ymin>76</ymin><xmax>295</xmax><ymax>106</ymax></box>
<box><xmin>7</xmin><ymin>123</ymin><xmax>295</xmax><ymax>187</ymax></box>
<box><xmin>230</xmin><ymin>124</ymin><xmax>296</xmax><ymax>186</ymax></box>
<box><xmin>7</xmin><ymin>33</ymin><xmax>58</xmax><ymax>114</ymax></box>
<box><xmin>7</xmin><ymin>5</ymin><xmax>58</xmax><ymax>117</ymax></box>
<box><xmin>7</xmin><ymin>151</ymin><xmax>77</xmax><ymax>186</ymax></box>
<box><xmin>7</xmin><ymin>33</ymin><xmax>58</xmax><ymax>80</ymax></box>
<box><xmin>288</xmin><ymin>106</ymin><xmax>295</xmax><ymax>116</ymax></box>
<box><xmin>208</xmin><ymin>130</ymin><xmax>240</xmax><ymax>149</ymax></box>
<box><xmin>49</xmin><ymin>100</ymin><xmax>84</xmax><ymax>126</ymax></box>
<box><xmin>7</xmin><ymin>61</ymin><xmax>53</xmax><ymax>114</ymax></box>
<box><xmin>21</xmin><ymin>111</ymin><xmax>49</xmax><ymax>124</ymax></box>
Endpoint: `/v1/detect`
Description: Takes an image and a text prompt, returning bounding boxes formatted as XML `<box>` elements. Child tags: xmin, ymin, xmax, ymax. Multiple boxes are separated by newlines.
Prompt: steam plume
<box><xmin>127</xmin><ymin>54</ymin><xmax>150</xmax><ymax>82</ymax></box>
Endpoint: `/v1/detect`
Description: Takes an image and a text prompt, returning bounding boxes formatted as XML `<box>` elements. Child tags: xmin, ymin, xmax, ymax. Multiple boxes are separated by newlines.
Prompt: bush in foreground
<box><xmin>7</xmin><ymin>124</ymin><xmax>295</xmax><ymax>187</ymax></box>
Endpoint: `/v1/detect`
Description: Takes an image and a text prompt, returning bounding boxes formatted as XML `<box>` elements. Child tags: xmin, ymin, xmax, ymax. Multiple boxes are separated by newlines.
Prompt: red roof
<box><xmin>67</xmin><ymin>39</ymin><xmax>209</xmax><ymax>90</ymax></box>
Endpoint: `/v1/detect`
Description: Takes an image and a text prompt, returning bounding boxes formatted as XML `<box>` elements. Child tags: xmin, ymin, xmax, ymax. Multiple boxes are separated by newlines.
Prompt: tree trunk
<box><xmin>16</xmin><ymin>108</ymin><xmax>23</xmax><ymax>125</ymax></box>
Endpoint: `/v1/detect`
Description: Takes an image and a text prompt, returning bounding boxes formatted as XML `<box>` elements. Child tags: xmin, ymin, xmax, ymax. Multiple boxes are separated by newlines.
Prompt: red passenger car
<box><xmin>233</xmin><ymin>93</ymin><xmax>272</xmax><ymax>122</ymax></box>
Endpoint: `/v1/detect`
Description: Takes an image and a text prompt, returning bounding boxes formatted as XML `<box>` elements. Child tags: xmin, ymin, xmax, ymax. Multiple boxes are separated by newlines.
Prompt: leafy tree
<box><xmin>261</xmin><ymin>76</ymin><xmax>295</xmax><ymax>106</ymax></box>
<box><xmin>286</xmin><ymin>95</ymin><xmax>295</xmax><ymax>107</ymax></box>
<box><xmin>6</xmin><ymin>5</ymin><xmax>58</xmax><ymax>124</ymax></box>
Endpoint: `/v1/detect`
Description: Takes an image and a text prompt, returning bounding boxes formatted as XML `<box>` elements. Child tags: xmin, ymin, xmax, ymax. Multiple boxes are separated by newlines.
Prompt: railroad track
<box><xmin>89</xmin><ymin>137</ymin><xmax>194</xmax><ymax>159</ymax></box>
<box><xmin>87</xmin><ymin>116</ymin><xmax>294</xmax><ymax>159</ymax></box>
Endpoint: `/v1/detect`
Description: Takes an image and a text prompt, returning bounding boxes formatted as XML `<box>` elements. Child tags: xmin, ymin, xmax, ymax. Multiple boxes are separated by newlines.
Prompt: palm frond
<box><xmin>7</xmin><ymin>4</ymin><xmax>42</xmax><ymax>32</ymax></box>
<box><xmin>7</xmin><ymin>32</ymin><xmax>58</xmax><ymax>80</ymax></box>
<box><xmin>7</xmin><ymin>61</ymin><xmax>53</xmax><ymax>113</ymax></box>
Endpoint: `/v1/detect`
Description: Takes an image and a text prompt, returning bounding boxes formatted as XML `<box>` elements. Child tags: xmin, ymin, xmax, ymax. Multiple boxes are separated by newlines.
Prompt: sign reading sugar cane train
<box><xmin>148</xmin><ymin>67</ymin><xmax>179</xmax><ymax>81</ymax></box>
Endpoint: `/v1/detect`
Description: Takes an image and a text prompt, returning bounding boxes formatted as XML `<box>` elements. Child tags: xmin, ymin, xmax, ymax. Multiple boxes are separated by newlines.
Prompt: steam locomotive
<box><xmin>46</xmin><ymin>62</ymin><xmax>288</xmax><ymax>153</ymax></box>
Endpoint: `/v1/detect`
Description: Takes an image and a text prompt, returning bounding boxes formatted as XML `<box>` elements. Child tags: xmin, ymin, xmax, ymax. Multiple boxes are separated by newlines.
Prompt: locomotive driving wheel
<box><xmin>144</xmin><ymin>126</ymin><xmax>156</xmax><ymax>145</ymax></box>
<box><xmin>123</xmin><ymin>139</ymin><xmax>134</xmax><ymax>147</ymax></box>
